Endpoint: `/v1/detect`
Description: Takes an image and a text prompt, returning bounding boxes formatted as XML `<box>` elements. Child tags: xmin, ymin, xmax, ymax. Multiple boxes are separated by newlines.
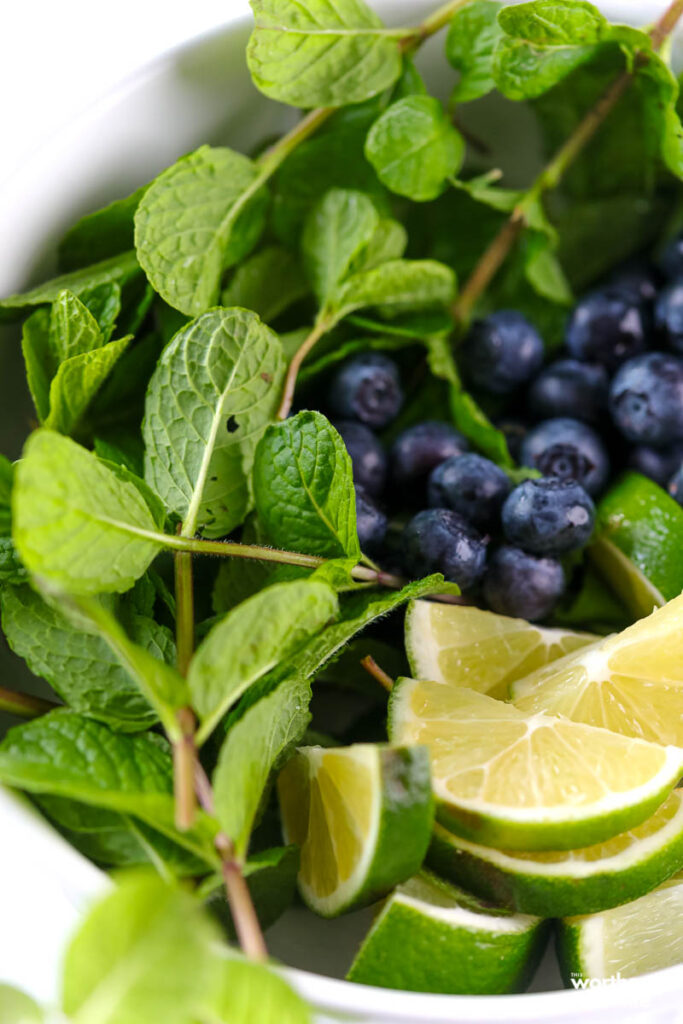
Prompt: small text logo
<box><xmin>571</xmin><ymin>972</ymin><xmax>623</xmax><ymax>989</ymax></box>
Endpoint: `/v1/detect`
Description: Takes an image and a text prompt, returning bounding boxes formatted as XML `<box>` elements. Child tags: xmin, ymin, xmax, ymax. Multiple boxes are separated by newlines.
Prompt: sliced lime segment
<box><xmin>347</xmin><ymin>869</ymin><xmax>547</xmax><ymax>994</ymax></box>
<box><xmin>428</xmin><ymin>790</ymin><xmax>683</xmax><ymax>917</ymax></box>
<box><xmin>406</xmin><ymin>600</ymin><xmax>595</xmax><ymax>700</ymax></box>
<box><xmin>589</xmin><ymin>472</ymin><xmax>683</xmax><ymax>618</ymax></box>
<box><xmin>388</xmin><ymin>679</ymin><xmax>683</xmax><ymax>850</ymax></box>
<box><xmin>512</xmin><ymin>591</ymin><xmax>683</xmax><ymax>747</ymax></box>
<box><xmin>558</xmin><ymin>872</ymin><xmax>683</xmax><ymax>983</ymax></box>
<box><xmin>277</xmin><ymin>743</ymin><xmax>433</xmax><ymax>917</ymax></box>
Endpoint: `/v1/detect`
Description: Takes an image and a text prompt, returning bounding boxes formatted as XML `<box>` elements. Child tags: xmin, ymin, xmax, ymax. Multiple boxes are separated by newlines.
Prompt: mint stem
<box><xmin>173</xmin><ymin>527</ymin><xmax>197</xmax><ymax>830</ymax></box>
<box><xmin>360</xmin><ymin>655</ymin><xmax>395</xmax><ymax>692</ymax></box>
<box><xmin>0</xmin><ymin>686</ymin><xmax>57</xmax><ymax>719</ymax></box>
<box><xmin>277</xmin><ymin>315</ymin><xmax>334</xmax><ymax>420</ymax></box>
<box><xmin>453</xmin><ymin>1</ymin><xmax>683</xmax><ymax>325</ymax></box>
<box><xmin>399</xmin><ymin>0</ymin><xmax>472</xmax><ymax>52</ymax></box>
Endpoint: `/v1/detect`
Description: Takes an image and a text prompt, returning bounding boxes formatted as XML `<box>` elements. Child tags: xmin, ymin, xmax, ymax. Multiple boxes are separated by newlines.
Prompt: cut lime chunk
<box><xmin>558</xmin><ymin>872</ymin><xmax>683</xmax><ymax>983</ymax></box>
<box><xmin>347</xmin><ymin>869</ymin><xmax>548</xmax><ymax>995</ymax></box>
<box><xmin>406</xmin><ymin>600</ymin><xmax>595</xmax><ymax>700</ymax></box>
<box><xmin>512</xmin><ymin>592</ymin><xmax>683</xmax><ymax>747</ymax></box>
<box><xmin>589</xmin><ymin>472</ymin><xmax>683</xmax><ymax>618</ymax></box>
<box><xmin>277</xmin><ymin>743</ymin><xmax>433</xmax><ymax>917</ymax></box>
<box><xmin>428</xmin><ymin>790</ymin><xmax>683</xmax><ymax>918</ymax></box>
<box><xmin>388</xmin><ymin>680</ymin><xmax>683</xmax><ymax>850</ymax></box>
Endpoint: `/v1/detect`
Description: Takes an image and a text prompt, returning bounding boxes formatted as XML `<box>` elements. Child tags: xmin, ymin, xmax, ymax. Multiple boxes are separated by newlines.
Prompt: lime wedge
<box><xmin>512</xmin><ymin>592</ymin><xmax>683</xmax><ymax>747</ymax></box>
<box><xmin>388</xmin><ymin>680</ymin><xmax>683</xmax><ymax>850</ymax></box>
<box><xmin>347</xmin><ymin>869</ymin><xmax>548</xmax><ymax>994</ymax></box>
<box><xmin>428</xmin><ymin>790</ymin><xmax>683</xmax><ymax>917</ymax></box>
<box><xmin>406</xmin><ymin>600</ymin><xmax>595</xmax><ymax>699</ymax></box>
<box><xmin>558</xmin><ymin>872</ymin><xmax>683</xmax><ymax>983</ymax></box>
<box><xmin>277</xmin><ymin>743</ymin><xmax>433</xmax><ymax>917</ymax></box>
<box><xmin>589</xmin><ymin>472</ymin><xmax>683</xmax><ymax>618</ymax></box>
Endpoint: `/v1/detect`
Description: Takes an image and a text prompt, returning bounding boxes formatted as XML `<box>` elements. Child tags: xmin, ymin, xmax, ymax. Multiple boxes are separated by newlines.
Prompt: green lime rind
<box><xmin>347</xmin><ymin>869</ymin><xmax>548</xmax><ymax>995</ymax></box>
<box><xmin>279</xmin><ymin>744</ymin><xmax>434</xmax><ymax>918</ymax></box>
<box><xmin>427</xmin><ymin>791</ymin><xmax>683</xmax><ymax>918</ymax></box>
<box><xmin>557</xmin><ymin>872</ymin><xmax>683</xmax><ymax>985</ymax></box>
<box><xmin>590</xmin><ymin>472</ymin><xmax>683</xmax><ymax>617</ymax></box>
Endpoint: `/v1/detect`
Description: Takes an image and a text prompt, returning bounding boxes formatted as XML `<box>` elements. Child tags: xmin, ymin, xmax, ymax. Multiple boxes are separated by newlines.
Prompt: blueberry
<box><xmin>660</xmin><ymin>233</ymin><xmax>683</xmax><ymax>280</ymax></box>
<box><xmin>428</xmin><ymin>454</ymin><xmax>510</xmax><ymax>532</ymax></box>
<box><xmin>627</xmin><ymin>444</ymin><xmax>683</xmax><ymax>487</ymax></box>
<box><xmin>403</xmin><ymin>509</ymin><xmax>487</xmax><ymax>591</ymax></box>
<box><xmin>655</xmin><ymin>281</ymin><xmax>683</xmax><ymax>354</ymax></box>
<box><xmin>461</xmin><ymin>311</ymin><xmax>544</xmax><ymax>395</ymax></box>
<box><xmin>609</xmin><ymin>353</ymin><xmax>683</xmax><ymax>446</ymax></box>
<box><xmin>607</xmin><ymin>259</ymin><xmax>660</xmax><ymax>305</ymax></box>
<box><xmin>565</xmin><ymin>288</ymin><xmax>649</xmax><ymax>371</ymax></box>
<box><xmin>391</xmin><ymin>421</ymin><xmax>469</xmax><ymax>487</ymax></box>
<box><xmin>483</xmin><ymin>545</ymin><xmax>565</xmax><ymax>622</ymax></box>
<box><xmin>520</xmin><ymin>418</ymin><xmax>610</xmax><ymax>497</ymax></box>
<box><xmin>354</xmin><ymin>485</ymin><xmax>388</xmax><ymax>554</ymax></box>
<box><xmin>335</xmin><ymin>420</ymin><xmax>387</xmax><ymax>496</ymax></box>
<box><xmin>328</xmin><ymin>354</ymin><xmax>403</xmax><ymax>428</ymax></box>
<box><xmin>501</xmin><ymin>478</ymin><xmax>595</xmax><ymax>557</ymax></box>
<box><xmin>668</xmin><ymin>463</ymin><xmax>683</xmax><ymax>506</ymax></box>
<box><xmin>528</xmin><ymin>359</ymin><xmax>608</xmax><ymax>424</ymax></box>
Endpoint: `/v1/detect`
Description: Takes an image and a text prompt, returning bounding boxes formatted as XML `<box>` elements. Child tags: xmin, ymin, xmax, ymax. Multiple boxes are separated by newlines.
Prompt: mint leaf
<box><xmin>0</xmin><ymin>458</ymin><xmax>26</xmax><ymax>584</ymax></box>
<box><xmin>134</xmin><ymin>146</ymin><xmax>268</xmax><ymax>316</ymax></box>
<box><xmin>58</xmin><ymin>186</ymin><xmax>147</xmax><ymax>271</ymax></box>
<box><xmin>62</xmin><ymin>873</ymin><xmax>221</xmax><ymax>1024</ymax></box>
<box><xmin>45</xmin><ymin>336</ymin><xmax>132</xmax><ymax>435</ymax></box>
<box><xmin>446</xmin><ymin>0</ymin><xmax>503</xmax><ymax>102</ymax></box>
<box><xmin>213</xmin><ymin>675</ymin><xmax>312</xmax><ymax>857</ymax></box>
<box><xmin>202</xmin><ymin>957</ymin><xmax>312</xmax><ymax>1024</ymax></box>
<box><xmin>247</xmin><ymin>0</ymin><xmax>403</xmax><ymax>108</ymax></box>
<box><xmin>190</xmin><ymin>579</ymin><xmax>337</xmax><ymax>744</ymax></box>
<box><xmin>302</xmin><ymin>189</ymin><xmax>379</xmax><ymax>308</ymax></box>
<box><xmin>21</xmin><ymin>309</ymin><xmax>54</xmax><ymax>422</ymax></box>
<box><xmin>49</xmin><ymin>289</ymin><xmax>102</xmax><ymax>362</ymax></box>
<box><xmin>81</xmin><ymin>282</ymin><xmax>122</xmax><ymax>341</ymax></box>
<box><xmin>0</xmin><ymin>251</ymin><xmax>140</xmax><ymax>320</ymax></box>
<box><xmin>354</xmin><ymin>217</ymin><xmax>408</xmax><ymax>270</ymax></box>
<box><xmin>335</xmin><ymin>258</ymin><xmax>456</xmax><ymax>317</ymax></box>
<box><xmin>253</xmin><ymin>411</ymin><xmax>360</xmax><ymax>559</ymax></box>
<box><xmin>0</xmin><ymin>986</ymin><xmax>42</xmax><ymax>1024</ymax></box>
<box><xmin>221</xmin><ymin>246</ymin><xmax>309</xmax><ymax>323</ymax></box>
<box><xmin>365</xmin><ymin>96</ymin><xmax>464</xmax><ymax>201</ymax></box>
<box><xmin>143</xmin><ymin>308</ymin><xmax>283</xmax><ymax>538</ymax></box>
<box><xmin>13</xmin><ymin>431</ymin><xmax>163</xmax><ymax>594</ymax></box>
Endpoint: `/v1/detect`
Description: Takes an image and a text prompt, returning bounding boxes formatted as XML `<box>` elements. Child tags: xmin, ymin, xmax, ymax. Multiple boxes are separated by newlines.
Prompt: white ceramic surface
<box><xmin>1</xmin><ymin>3</ymin><xmax>683</xmax><ymax>1021</ymax></box>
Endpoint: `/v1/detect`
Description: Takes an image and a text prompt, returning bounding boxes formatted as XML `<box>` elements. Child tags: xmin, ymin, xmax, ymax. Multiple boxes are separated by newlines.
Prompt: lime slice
<box><xmin>558</xmin><ymin>872</ymin><xmax>683</xmax><ymax>984</ymax></box>
<box><xmin>388</xmin><ymin>680</ymin><xmax>683</xmax><ymax>850</ymax></box>
<box><xmin>512</xmin><ymin>592</ymin><xmax>683</xmax><ymax>747</ymax></box>
<box><xmin>405</xmin><ymin>600</ymin><xmax>595</xmax><ymax>700</ymax></box>
<box><xmin>428</xmin><ymin>790</ymin><xmax>683</xmax><ymax>918</ymax></box>
<box><xmin>277</xmin><ymin>743</ymin><xmax>433</xmax><ymax>917</ymax></box>
<box><xmin>589</xmin><ymin>472</ymin><xmax>683</xmax><ymax>618</ymax></box>
<box><xmin>347</xmin><ymin>869</ymin><xmax>548</xmax><ymax>995</ymax></box>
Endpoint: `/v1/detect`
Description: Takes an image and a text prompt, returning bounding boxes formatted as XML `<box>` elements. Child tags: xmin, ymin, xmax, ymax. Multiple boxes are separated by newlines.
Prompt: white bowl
<box><xmin>1</xmin><ymin>3</ymin><xmax>682</xmax><ymax>1021</ymax></box>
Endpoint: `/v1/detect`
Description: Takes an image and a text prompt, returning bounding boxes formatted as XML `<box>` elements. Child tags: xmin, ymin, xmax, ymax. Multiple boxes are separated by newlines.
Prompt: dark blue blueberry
<box><xmin>335</xmin><ymin>420</ymin><xmax>387</xmax><ymax>496</ymax></box>
<box><xmin>501</xmin><ymin>478</ymin><xmax>595</xmax><ymax>557</ymax></box>
<box><xmin>461</xmin><ymin>311</ymin><xmax>544</xmax><ymax>395</ymax></box>
<box><xmin>520</xmin><ymin>418</ymin><xmax>610</xmax><ymax>497</ymax></box>
<box><xmin>627</xmin><ymin>444</ymin><xmax>683</xmax><ymax>488</ymax></box>
<box><xmin>528</xmin><ymin>359</ymin><xmax>608</xmax><ymax>424</ymax></box>
<box><xmin>428</xmin><ymin>454</ymin><xmax>510</xmax><ymax>532</ymax></box>
<box><xmin>609</xmin><ymin>353</ymin><xmax>683</xmax><ymax>446</ymax></box>
<box><xmin>655</xmin><ymin>281</ymin><xmax>683</xmax><ymax>354</ymax></box>
<box><xmin>607</xmin><ymin>259</ymin><xmax>660</xmax><ymax>305</ymax></box>
<box><xmin>328</xmin><ymin>354</ymin><xmax>403</xmax><ymax>428</ymax></box>
<box><xmin>354</xmin><ymin>485</ymin><xmax>387</xmax><ymax>554</ymax></box>
<box><xmin>391</xmin><ymin>421</ymin><xmax>469</xmax><ymax>486</ymax></box>
<box><xmin>403</xmin><ymin>509</ymin><xmax>487</xmax><ymax>591</ymax></box>
<box><xmin>483</xmin><ymin>545</ymin><xmax>565</xmax><ymax>622</ymax></box>
<box><xmin>565</xmin><ymin>288</ymin><xmax>648</xmax><ymax>371</ymax></box>
<box><xmin>660</xmin><ymin>233</ymin><xmax>683</xmax><ymax>280</ymax></box>
<box><xmin>668</xmin><ymin>463</ymin><xmax>683</xmax><ymax>506</ymax></box>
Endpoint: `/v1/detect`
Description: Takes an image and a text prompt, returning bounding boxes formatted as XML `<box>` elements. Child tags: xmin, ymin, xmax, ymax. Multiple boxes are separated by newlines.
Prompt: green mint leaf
<box><xmin>203</xmin><ymin>845</ymin><xmax>299</xmax><ymax>938</ymax></box>
<box><xmin>247</xmin><ymin>0</ymin><xmax>403</xmax><ymax>108</ymax></box>
<box><xmin>213</xmin><ymin>675</ymin><xmax>312</xmax><ymax>857</ymax></box>
<box><xmin>0</xmin><ymin>986</ymin><xmax>42</xmax><ymax>1024</ymax></box>
<box><xmin>49</xmin><ymin>289</ymin><xmax>103</xmax><ymax>362</ymax></box>
<box><xmin>201</xmin><ymin>956</ymin><xmax>312</xmax><ymax>1024</ymax></box>
<box><xmin>221</xmin><ymin>246</ymin><xmax>309</xmax><ymax>323</ymax></box>
<box><xmin>134</xmin><ymin>146</ymin><xmax>268</xmax><ymax>316</ymax></box>
<box><xmin>191</xmin><ymin>579</ymin><xmax>337</xmax><ymax>744</ymax></box>
<box><xmin>253</xmin><ymin>411</ymin><xmax>360</xmax><ymax>559</ymax></box>
<box><xmin>335</xmin><ymin>258</ymin><xmax>456</xmax><ymax>317</ymax></box>
<box><xmin>0</xmin><ymin>251</ymin><xmax>140</xmax><ymax>321</ymax></box>
<box><xmin>450</xmin><ymin>172</ymin><xmax>522</xmax><ymax>213</ymax></box>
<box><xmin>634</xmin><ymin>53</ymin><xmax>683</xmax><ymax>180</ymax></box>
<box><xmin>143</xmin><ymin>308</ymin><xmax>282</xmax><ymax>538</ymax></box>
<box><xmin>13</xmin><ymin>430</ymin><xmax>163</xmax><ymax>594</ymax></box>
<box><xmin>446</xmin><ymin>0</ymin><xmax>503</xmax><ymax>102</ymax></box>
<box><xmin>353</xmin><ymin>217</ymin><xmax>408</xmax><ymax>271</ymax></box>
<box><xmin>365</xmin><ymin>96</ymin><xmax>464</xmax><ymax>201</ymax></box>
<box><xmin>302</xmin><ymin>189</ymin><xmax>380</xmax><ymax>307</ymax></box>
<box><xmin>391</xmin><ymin>57</ymin><xmax>427</xmax><ymax>99</ymax></box>
<box><xmin>44</xmin><ymin>336</ymin><xmax>132</xmax><ymax>436</ymax></box>
<box><xmin>94</xmin><ymin>434</ymin><xmax>145</xmax><ymax>477</ymax></box>
<box><xmin>523</xmin><ymin>230</ymin><xmax>573</xmax><ymax>305</ymax></box>
<box><xmin>58</xmin><ymin>186</ymin><xmax>148</xmax><ymax>271</ymax></box>
<box><xmin>21</xmin><ymin>309</ymin><xmax>54</xmax><ymax>422</ymax></box>
<box><xmin>62</xmin><ymin>873</ymin><xmax>221</xmax><ymax>1024</ymax></box>
<box><xmin>80</xmin><ymin>282</ymin><xmax>122</xmax><ymax>342</ymax></box>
